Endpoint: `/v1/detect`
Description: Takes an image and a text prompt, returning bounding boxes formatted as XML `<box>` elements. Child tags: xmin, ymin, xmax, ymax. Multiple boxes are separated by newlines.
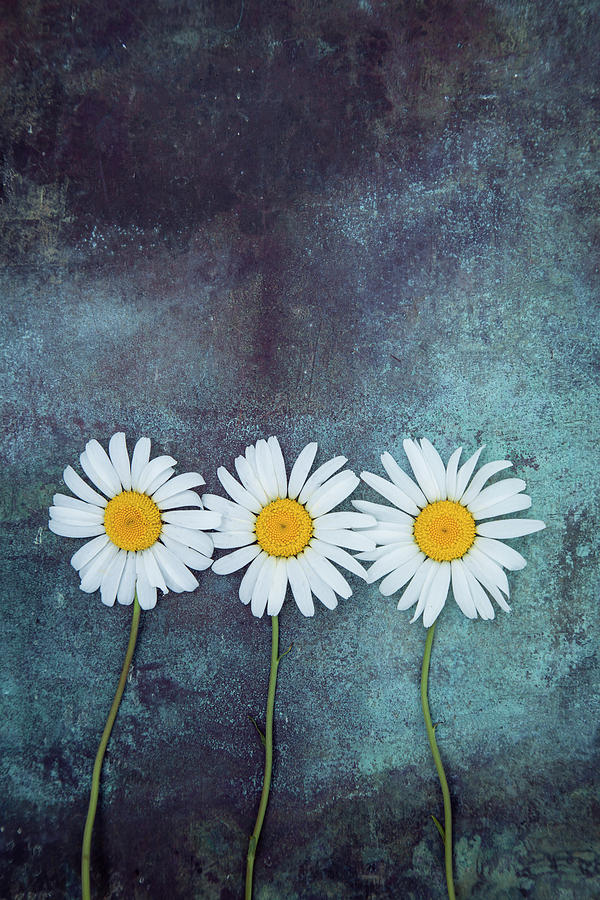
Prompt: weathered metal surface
<box><xmin>1</xmin><ymin>1</ymin><xmax>599</xmax><ymax>897</ymax></box>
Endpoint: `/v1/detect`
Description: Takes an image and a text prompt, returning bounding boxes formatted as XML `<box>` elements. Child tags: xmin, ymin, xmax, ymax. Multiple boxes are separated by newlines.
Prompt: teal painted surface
<box><xmin>1</xmin><ymin>0</ymin><xmax>599</xmax><ymax>897</ymax></box>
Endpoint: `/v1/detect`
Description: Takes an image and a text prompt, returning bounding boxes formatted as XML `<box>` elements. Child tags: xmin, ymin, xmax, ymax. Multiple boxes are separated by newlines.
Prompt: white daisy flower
<box><xmin>355</xmin><ymin>439</ymin><xmax>546</xmax><ymax>627</ymax></box>
<box><xmin>48</xmin><ymin>433</ymin><xmax>220</xmax><ymax>610</ymax></box>
<box><xmin>207</xmin><ymin>437</ymin><xmax>376</xmax><ymax>617</ymax></box>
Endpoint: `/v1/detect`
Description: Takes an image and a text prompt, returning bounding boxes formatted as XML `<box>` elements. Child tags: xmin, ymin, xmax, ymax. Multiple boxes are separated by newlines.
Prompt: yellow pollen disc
<box><xmin>254</xmin><ymin>498</ymin><xmax>313</xmax><ymax>558</ymax></box>
<box><xmin>103</xmin><ymin>491</ymin><xmax>162</xmax><ymax>552</ymax></box>
<box><xmin>413</xmin><ymin>500</ymin><xmax>476</xmax><ymax>562</ymax></box>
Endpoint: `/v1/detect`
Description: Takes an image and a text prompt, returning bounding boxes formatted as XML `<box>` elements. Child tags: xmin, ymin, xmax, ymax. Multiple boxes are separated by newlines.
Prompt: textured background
<box><xmin>1</xmin><ymin>1</ymin><xmax>599</xmax><ymax>898</ymax></box>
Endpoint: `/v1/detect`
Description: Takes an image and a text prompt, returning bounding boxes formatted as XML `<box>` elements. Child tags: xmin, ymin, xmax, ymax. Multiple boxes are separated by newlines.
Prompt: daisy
<box><xmin>355</xmin><ymin>438</ymin><xmax>546</xmax><ymax>626</ymax></box>
<box><xmin>49</xmin><ymin>432</ymin><xmax>220</xmax><ymax>609</ymax></box>
<box><xmin>207</xmin><ymin>437</ymin><xmax>373</xmax><ymax>900</ymax></box>
<box><xmin>357</xmin><ymin>438</ymin><xmax>545</xmax><ymax>900</ymax></box>
<box><xmin>207</xmin><ymin>436</ymin><xmax>376</xmax><ymax>616</ymax></box>
<box><xmin>49</xmin><ymin>432</ymin><xmax>219</xmax><ymax>900</ymax></box>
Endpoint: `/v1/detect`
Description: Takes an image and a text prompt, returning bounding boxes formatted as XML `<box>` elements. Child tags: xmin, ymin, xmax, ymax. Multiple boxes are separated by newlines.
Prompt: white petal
<box><xmin>397</xmin><ymin>558</ymin><xmax>436</xmax><ymax>611</ymax></box>
<box><xmin>474</xmin><ymin>536</ymin><xmax>526</xmax><ymax>571</ymax></box>
<box><xmin>84</xmin><ymin>440</ymin><xmax>122</xmax><ymax>496</ymax></box>
<box><xmin>450</xmin><ymin>559</ymin><xmax>477</xmax><ymax>619</ymax></box>
<box><xmin>476</xmin><ymin>519</ymin><xmax>546</xmax><ymax>539</ymax></box>
<box><xmin>161</xmin><ymin>509</ymin><xmax>221</xmax><ymax>530</ymax></box>
<box><xmin>212</xmin><ymin>531</ymin><xmax>256</xmax><ymax>549</ymax></box>
<box><xmin>315</xmin><ymin>512</ymin><xmax>376</xmax><ymax>530</ymax></box>
<box><xmin>364</xmin><ymin>525</ymin><xmax>414</xmax><ymax>544</ymax></box>
<box><xmin>302</xmin><ymin>546</ymin><xmax>352</xmax><ymax>598</ymax></box>
<box><xmin>141</xmin><ymin>547</ymin><xmax>168</xmax><ymax>593</ymax></box>
<box><xmin>286</xmin><ymin>556</ymin><xmax>314</xmax><ymax>617</ymax></box>
<box><xmin>445</xmin><ymin>447</ymin><xmax>463</xmax><ymax>501</ymax></box>
<box><xmin>144</xmin><ymin>467</ymin><xmax>175</xmax><ymax>497</ymax></box>
<box><xmin>137</xmin><ymin>456</ymin><xmax>177</xmax><ymax>495</ymax></box>
<box><xmin>159</xmin><ymin>535</ymin><xmax>213</xmax><ymax>571</ymax></box>
<box><xmin>79</xmin><ymin>542</ymin><xmax>119</xmax><ymax>592</ymax></box>
<box><xmin>298</xmin><ymin>456</ymin><xmax>347</xmax><ymax>505</ymax></box>
<box><xmin>108</xmin><ymin>433</ymin><xmax>131</xmax><ymax>491</ymax></box>
<box><xmin>152</xmin><ymin>472</ymin><xmax>205</xmax><ymax>503</ymax></box>
<box><xmin>255</xmin><ymin>439</ymin><xmax>279</xmax><ymax>500</ymax></box>
<box><xmin>409</xmin><ymin>560</ymin><xmax>439</xmax><ymax>623</ymax></box>
<box><xmin>309</xmin><ymin>538</ymin><xmax>368</xmax><ymax>580</ymax></box>
<box><xmin>235</xmin><ymin>455</ymin><xmax>269</xmax><ymax>505</ymax></box>
<box><xmin>402</xmin><ymin>439</ymin><xmax>439</xmax><ymax>503</ymax></box>
<box><xmin>356</xmin><ymin>544</ymin><xmax>398</xmax><ymax>562</ymax></box>
<box><xmin>467</xmin><ymin>479</ymin><xmax>526</xmax><ymax>515</ymax></box>
<box><xmin>297</xmin><ymin>553</ymin><xmax>337</xmax><ymax>610</ymax></box>
<box><xmin>135</xmin><ymin>571</ymin><xmax>157</xmax><ymax>610</ymax></box>
<box><xmin>462</xmin><ymin>567</ymin><xmax>495</xmax><ymax>620</ymax></box>
<box><xmin>463</xmin><ymin>549</ymin><xmax>511</xmax><ymax>611</ymax></box>
<box><xmin>151</xmin><ymin>541</ymin><xmax>199</xmax><ymax>593</ymax></box>
<box><xmin>100</xmin><ymin>550</ymin><xmax>128</xmax><ymax>607</ymax></box>
<box><xmin>351</xmin><ymin>499</ymin><xmax>414</xmax><ymax>526</ymax></box>
<box><xmin>63</xmin><ymin>465</ymin><xmax>107</xmax><ymax>507</ymax></box>
<box><xmin>468</xmin><ymin>546</ymin><xmax>510</xmax><ymax>596</ymax></box>
<box><xmin>454</xmin><ymin>446</ymin><xmax>484</xmax><ymax>499</ymax></box>
<box><xmin>160</xmin><ymin>523</ymin><xmax>214</xmax><ymax>556</ymax></box>
<box><xmin>360</xmin><ymin>471</ymin><xmax>420</xmax><ymax>516</ymax></box>
<box><xmin>251</xmin><ymin>554</ymin><xmax>277</xmax><ymax>617</ymax></box>
<box><xmin>71</xmin><ymin>534</ymin><xmax>110</xmax><ymax>571</ymax></box>
<box><xmin>53</xmin><ymin>493</ymin><xmax>103</xmax><ymax>513</ymax></box>
<box><xmin>474</xmin><ymin>493</ymin><xmax>531</xmax><ymax>520</ymax></box>
<box><xmin>49</xmin><ymin>506</ymin><xmax>104</xmax><ymax>524</ymax></box>
<box><xmin>268</xmin><ymin>436</ymin><xmax>288</xmax><ymax>498</ymax></box>
<box><xmin>78</xmin><ymin>450</ymin><xmax>113</xmax><ymax>499</ymax></box>
<box><xmin>202</xmin><ymin>494</ymin><xmax>256</xmax><ymax>523</ymax></box>
<box><xmin>366</xmin><ymin>544</ymin><xmax>420</xmax><ymax>583</ymax></box>
<box><xmin>422</xmin><ymin>561</ymin><xmax>451</xmax><ymax>627</ymax></box>
<box><xmin>117</xmin><ymin>552</ymin><xmax>136</xmax><ymax>605</ymax></box>
<box><xmin>245</xmin><ymin>444</ymin><xmax>260</xmax><ymax>478</ymax></box>
<box><xmin>312</xmin><ymin>527</ymin><xmax>376</xmax><ymax>552</ymax></box>
<box><xmin>217</xmin><ymin>467</ymin><xmax>262</xmax><ymax>513</ymax></box>
<box><xmin>220</xmin><ymin>514</ymin><xmax>257</xmax><ymax>532</ymax></box>
<box><xmin>212</xmin><ymin>544</ymin><xmax>262</xmax><ymax>575</ymax></box>
<box><xmin>419</xmin><ymin>439</ymin><xmax>447</xmax><ymax>500</ymax></box>
<box><xmin>49</xmin><ymin>520</ymin><xmax>106</xmax><ymax>538</ymax></box>
<box><xmin>460</xmin><ymin>460</ymin><xmax>513</xmax><ymax>506</ymax></box>
<box><xmin>267</xmin><ymin>557</ymin><xmax>288</xmax><ymax>615</ymax></box>
<box><xmin>130</xmin><ymin>437</ymin><xmax>151</xmax><ymax>491</ymax></box>
<box><xmin>287</xmin><ymin>442</ymin><xmax>318</xmax><ymax>500</ymax></box>
<box><xmin>304</xmin><ymin>472</ymin><xmax>360</xmax><ymax>518</ymax></box>
<box><xmin>239</xmin><ymin>551</ymin><xmax>268</xmax><ymax>604</ymax></box>
<box><xmin>380</xmin><ymin>451</ymin><xmax>427</xmax><ymax>508</ymax></box>
<box><xmin>156</xmin><ymin>490</ymin><xmax>204</xmax><ymax>511</ymax></box>
<box><xmin>379</xmin><ymin>552</ymin><xmax>425</xmax><ymax>596</ymax></box>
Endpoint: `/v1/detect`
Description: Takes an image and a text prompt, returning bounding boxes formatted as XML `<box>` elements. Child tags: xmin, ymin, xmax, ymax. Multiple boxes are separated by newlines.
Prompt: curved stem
<box><xmin>81</xmin><ymin>595</ymin><xmax>141</xmax><ymax>900</ymax></box>
<box><xmin>245</xmin><ymin>614</ymin><xmax>280</xmax><ymax>900</ymax></box>
<box><xmin>421</xmin><ymin>622</ymin><xmax>456</xmax><ymax>900</ymax></box>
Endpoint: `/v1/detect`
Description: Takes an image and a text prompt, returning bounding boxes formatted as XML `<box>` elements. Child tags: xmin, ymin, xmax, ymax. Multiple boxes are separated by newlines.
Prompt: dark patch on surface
<box><xmin>0</xmin><ymin>0</ymin><xmax>509</xmax><ymax>263</ymax></box>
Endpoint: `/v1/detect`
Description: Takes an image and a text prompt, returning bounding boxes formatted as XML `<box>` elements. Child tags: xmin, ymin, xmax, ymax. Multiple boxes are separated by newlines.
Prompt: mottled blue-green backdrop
<box><xmin>1</xmin><ymin>1</ymin><xmax>599</xmax><ymax>897</ymax></box>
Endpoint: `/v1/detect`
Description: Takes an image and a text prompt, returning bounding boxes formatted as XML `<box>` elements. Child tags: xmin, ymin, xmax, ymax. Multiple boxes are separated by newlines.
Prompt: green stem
<box><xmin>245</xmin><ymin>614</ymin><xmax>280</xmax><ymax>900</ymax></box>
<box><xmin>81</xmin><ymin>595</ymin><xmax>141</xmax><ymax>900</ymax></box>
<box><xmin>421</xmin><ymin>622</ymin><xmax>456</xmax><ymax>900</ymax></box>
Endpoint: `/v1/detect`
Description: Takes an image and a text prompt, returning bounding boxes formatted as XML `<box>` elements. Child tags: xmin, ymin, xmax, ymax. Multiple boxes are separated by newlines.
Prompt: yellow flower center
<box><xmin>254</xmin><ymin>498</ymin><xmax>313</xmax><ymax>558</ymax></box>
<box><xmin>104</xmin><ymin>491</ymin><xmax>162</xmax><ymax>551</ymax></box>
<box><xmin>413</xmin><ymin>500</ymin><xmax>475</xmax><ymax>562</ymax></box>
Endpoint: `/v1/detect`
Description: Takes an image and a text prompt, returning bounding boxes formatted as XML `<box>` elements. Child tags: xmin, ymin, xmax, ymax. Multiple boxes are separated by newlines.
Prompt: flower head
<box><xmin>355</xmin><ymin>439</ymin><xmax>545</xmax><ymax>626</ymax></box>
<box><xmin>49</xmin><ymin>433</ymin><xmax>220</xmax><ymax>609</ymax></box>
<box><xmin>207</xmin><ymin>437</ymin><xmax>376</xmax><ymax>617</ymax></box>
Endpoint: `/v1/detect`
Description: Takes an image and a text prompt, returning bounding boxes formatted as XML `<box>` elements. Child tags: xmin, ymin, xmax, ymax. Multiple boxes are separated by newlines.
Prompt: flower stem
<box><xmin>421</xmin><ymin>622</ymin><xmax>456</xmax><ymax>900</ymax></box>
<box><xmin>81</xmin><ymin>594</ymin><xmax>141</xmax><ymax>900</ymax></box>
<box><xmin>245</xmin><ymin>614</ymin><xmax>280</xmax><ymax>900</ymax></box>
